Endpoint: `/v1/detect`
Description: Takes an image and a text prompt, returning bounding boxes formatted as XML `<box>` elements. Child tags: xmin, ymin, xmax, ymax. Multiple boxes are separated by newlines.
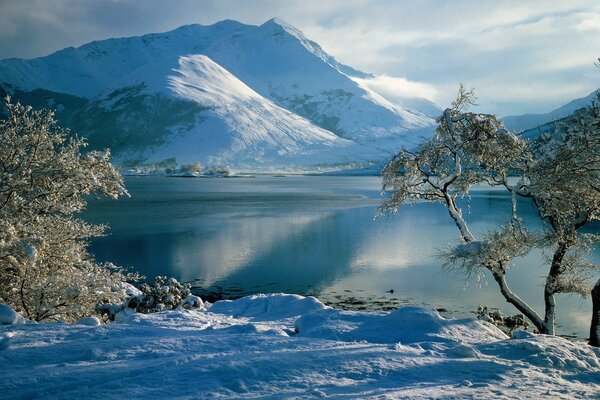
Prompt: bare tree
<box><xmin>0</xmin><ymin>98</ymin><xmax>136</xmax><ymax>322</ymax></box>
<box><xmin>380</xmin><ymin>85</ymin><xmax>600</xmax><ymax>335</ymax></box>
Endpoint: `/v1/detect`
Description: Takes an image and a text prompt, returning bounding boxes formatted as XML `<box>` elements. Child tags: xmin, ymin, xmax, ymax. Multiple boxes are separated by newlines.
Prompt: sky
<box><xmin>0</xmin><ymin>0</ymin><xmax>599</xmax><ymax>116</ymax></box>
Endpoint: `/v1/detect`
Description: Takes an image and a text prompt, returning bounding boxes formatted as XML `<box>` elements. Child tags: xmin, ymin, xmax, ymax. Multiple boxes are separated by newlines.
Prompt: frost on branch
<box><xmin>0</xmin><ymin>98</ymin><xmax>138</xmax><ymax>322</ymax></box>
<box><xmin>379</xmin><ymin>84</ymin><xmax>526</xmax><ymax>222</ymax></box>
<box><xmin>442</xmin><ymin>222</ymin><xmax>536</xmax><ymax>279</ymax></box>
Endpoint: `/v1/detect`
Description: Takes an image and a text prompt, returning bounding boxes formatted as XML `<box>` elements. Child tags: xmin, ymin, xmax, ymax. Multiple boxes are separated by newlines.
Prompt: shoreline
<box><xmin>193</xmin><ymin>286</ymin><xmax>584</xmax><ymax>341</ymax></box>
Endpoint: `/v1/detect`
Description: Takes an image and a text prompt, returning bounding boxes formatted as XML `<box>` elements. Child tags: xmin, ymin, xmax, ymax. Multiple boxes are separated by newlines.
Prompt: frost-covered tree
<box><xmin>0</xmin><ymin>98</ymin><xmax>134</xmax><ymax>322</ymax></box>
<box><xmin>208</xmin><ymin>165</ymin><xmax>232</xmax><ymax>177</ymax></box>
<box><xmin>380</xmin><ymin>85</ymin><xmax>600</xmax><ymax>335</ymax></box>
<box><xmin>178</xmin><ymin>162</ymin><xmax>203</xmax><ymax>176</ymax></box>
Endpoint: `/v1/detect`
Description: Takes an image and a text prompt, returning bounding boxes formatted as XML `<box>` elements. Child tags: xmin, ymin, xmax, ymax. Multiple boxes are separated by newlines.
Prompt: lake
<box><xmin>84</xmin><ymin>176</ymin><xmax>600</xmax><ymax>338</ymax></box>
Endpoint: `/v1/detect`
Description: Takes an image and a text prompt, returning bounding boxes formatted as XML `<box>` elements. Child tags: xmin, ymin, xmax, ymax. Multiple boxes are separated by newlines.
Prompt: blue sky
<box><xmin>0</xmin><ymin>0</ymin><xmax>598</xmax><ymax>116</ymax></box>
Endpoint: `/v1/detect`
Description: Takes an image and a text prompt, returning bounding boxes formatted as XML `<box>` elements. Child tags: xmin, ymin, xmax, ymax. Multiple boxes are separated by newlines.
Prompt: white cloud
<box><xmin>352</xmin><ymin>75</ymin><xmax>439</xmax><ymax>103</ymax></box>
<box><xmin>575</xmin><ymin>13</ymin><xmax>600</xmax><ymax>32</ymax></box>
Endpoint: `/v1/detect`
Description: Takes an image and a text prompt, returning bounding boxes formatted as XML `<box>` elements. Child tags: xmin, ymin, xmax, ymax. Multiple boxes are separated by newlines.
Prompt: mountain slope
<box><xmin>79</xmin><ymin>55</ymin><xmax>377</xmax><ymax>169</ymax></box>
<box><xmin>0</xmin><ymin>20</ymin><xmax>250</xmax><ymax>98</ymax></box>
<box><xmin>203</xmin><ymin>18</ymin><xmax>434</xmax><ymax>144</ymax></box>
<box><xmin>0</xmin><ymin>18</ymin><xmax>437</xmax><ymax>170</ymax></box>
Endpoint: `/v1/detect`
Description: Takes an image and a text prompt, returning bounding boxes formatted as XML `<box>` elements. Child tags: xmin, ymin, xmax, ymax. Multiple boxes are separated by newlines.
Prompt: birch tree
<box><xmin>380</xmin><ymin>85</ymin><xmax>600</xmax><ymax>335</ymax></box>
<box><xmin>0</xmin><ymin>98</ymin><xmax>134</xmax><ymax>322</ymax></box>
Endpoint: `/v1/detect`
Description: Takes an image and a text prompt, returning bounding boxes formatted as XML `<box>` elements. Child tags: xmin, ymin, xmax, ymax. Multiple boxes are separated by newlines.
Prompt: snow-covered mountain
<box><xmin>0</xmin><ymin>18</ymin><xmax>437</xmax><ymax>171</ymax></box>
<box><xmin>91</xmin><ymin>54</ymin><xmax>374</xmax><ymax>168</ymax></box>
<box><xmin>502</xmin><ymin>89</ymin><xmax>599</xmax><ymax>132</ymax></box>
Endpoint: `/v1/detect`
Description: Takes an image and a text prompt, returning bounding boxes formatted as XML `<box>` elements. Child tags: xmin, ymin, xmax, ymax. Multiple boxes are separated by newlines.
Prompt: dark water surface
<box><xmin>84</xmin><ymin>176</ymin><xmax>599</xmax><ymax>339</ymax></box>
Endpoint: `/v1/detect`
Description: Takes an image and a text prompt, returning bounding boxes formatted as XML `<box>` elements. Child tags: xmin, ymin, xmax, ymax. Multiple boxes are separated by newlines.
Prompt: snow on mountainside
<box><xmin>0</xmin><ymin>20</ymin><xmax>250</xmax><ymax>98</ymax></box>
<box><xmin>0</xmin><ymin>18</ymin><xmax>437</xmax><ymax>170</ymax></box>
<box><xmin>502</xmin><ymin>89</ymin><xmax>599</xmax><ymax>132</ymax></box>
<box><xmin>90</xmin><ymin>54</ymin><xmax>373</xmax><ymax>168</ymax></box>
<box><xmin>201</xmin><ymin>18</ymin><xmax>435</xmax><ymax>143</ymax></box>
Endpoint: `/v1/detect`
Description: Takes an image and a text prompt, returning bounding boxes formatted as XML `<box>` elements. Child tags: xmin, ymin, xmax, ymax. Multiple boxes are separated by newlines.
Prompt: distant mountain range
<box><xmin>502</xmin><ymin>89</ymin><xmax>599</xmax><ymax>134</ymax></box>
<box><xmin>0</xmin><ymin>18</ymin><xmax>439</xmax><ymax>172</ymax></box>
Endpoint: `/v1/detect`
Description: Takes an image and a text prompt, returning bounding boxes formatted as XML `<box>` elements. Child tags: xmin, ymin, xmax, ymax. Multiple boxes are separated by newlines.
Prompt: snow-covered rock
<box><xmin>209</xmin><ymin>293</ymin><xmax>328</xmax><ymax>320</ymax></box>
<box><xmin>122</xmin><ymin>282</ymin><xmax>142</xmax><ymax>297</ymax></box>
<box><xmin>180</xmin><ymin>295</ymin><xmax>203</xmax><ymax>310</ymax></box>
<box><xmin>0</xmin><ymin>304</ymin><xmax>27</xmax><ymax>325</ymax></box>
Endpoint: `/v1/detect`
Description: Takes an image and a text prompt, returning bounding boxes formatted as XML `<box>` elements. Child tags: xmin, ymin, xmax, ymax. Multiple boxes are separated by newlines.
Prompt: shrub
<box><xmin>0</xmin><ymin>98</ymin><xmax>136</xmax><ymax>322</ymax></box>
<box><xmin>98</xmin><ymin>276</ymin><xmax>203</xmax><ymax>320</ymax></box>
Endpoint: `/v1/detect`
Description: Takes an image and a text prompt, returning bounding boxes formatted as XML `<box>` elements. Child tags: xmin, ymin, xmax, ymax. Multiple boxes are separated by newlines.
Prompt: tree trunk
<box><xmin>542</xmin><ymin>243</ymin><xmax>568</xmax><ymax>336</ymax></box>
<box><xmin>444</xmin><ymin>194</ymin><xmax>475</xmax><ymax>243</ymax></box>
<box><xmin>589</xmin><ymin>278</ymin><xmax>600</xmax><ymax>347</ymax></box>
<box><xmin>439</xmin><ymin>185</ymin><xmax>567</xmax><ymax>335</ymax></box>
<box><xmin>442</xmin><ymin>194</ymin><xmax>548</xmax><ymax>333</ymax></box>
<box><xmin>490</xmin><ymin>266</ymin><xmax>547</xmax><ymax>334</ymax></box>
<box><xmin>542</xmin><ymin>286</ymin><xmax>556</xmax><ymax>336</ymax></box>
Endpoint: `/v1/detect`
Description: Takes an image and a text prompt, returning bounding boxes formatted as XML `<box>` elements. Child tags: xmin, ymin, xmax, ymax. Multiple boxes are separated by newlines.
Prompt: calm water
<box><xmin>85</xmin><ymin>176</ymin><xmax>599</xmax><ymax>338</ymax></box>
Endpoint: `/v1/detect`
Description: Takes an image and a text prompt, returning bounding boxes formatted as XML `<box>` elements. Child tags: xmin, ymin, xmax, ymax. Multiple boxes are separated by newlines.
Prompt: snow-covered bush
<box><xmin>0</xmin><ymin>98</ymin><xmax>137</xmax><ymax>322</ymax></box>
<box><xmin>129</xmin><ymin>276</ymin><xmax>196</xmax><ymax>313</ymax></box>
<box><xmin>98</xmin><ymin>276</ymin><xmax>203</xmax><ymax>320</ymax></box>
<box><xmin>207</xmin><ymin>165</ymin><xmax>232</xmax><ymax>177</ymax></box>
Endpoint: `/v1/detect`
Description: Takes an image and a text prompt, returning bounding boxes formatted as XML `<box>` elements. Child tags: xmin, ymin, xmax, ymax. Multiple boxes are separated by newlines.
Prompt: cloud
<box><xmin>575</xmin><ymin>12</ymin><xmax>600</xmax><ymax>32</ymax></box>
<box><xmin>352</xmin><ymin>75</ymin><xmax>439</xmax><ymax>103</ymax></box>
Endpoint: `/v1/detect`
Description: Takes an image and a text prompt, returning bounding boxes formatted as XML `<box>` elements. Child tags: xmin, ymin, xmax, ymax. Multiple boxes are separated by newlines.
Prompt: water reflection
<box><xmin>217</xmin><ymin>209</ymin><xmax>373</xmax><ymax>295</ymax></box>
<box><xmin>85</xmin><ymin>176</ymin><xmax>599</xmax><ymax>338</ymax></box>
<box><xmin>172</xmin><ymin>213</ymin><xmax>326</xmax><ymax>284</ymax></box>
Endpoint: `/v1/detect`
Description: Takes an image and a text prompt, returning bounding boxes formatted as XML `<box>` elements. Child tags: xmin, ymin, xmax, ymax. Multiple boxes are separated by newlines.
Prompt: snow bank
<box><xmin>1</xmin><ymin>294</ymin><xmax>599</xmax><ymax>399</ymax></box>
<box><xmin>295</xmin><ymin>305</ymin><xmax>507</xmax><ymax>345</ymax></box>
<box><xmin>209</xmin><ymin>293</ymin><xmax>328</xmax><ymax>320</ymax></box>
<box><xmin>481</xmin><ymin>333</ymin><xmax>600</xmax><ymax>372</ymax></box>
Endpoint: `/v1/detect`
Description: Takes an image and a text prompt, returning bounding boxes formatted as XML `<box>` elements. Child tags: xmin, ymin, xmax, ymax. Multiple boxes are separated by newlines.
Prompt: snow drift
<box><xmin>1</xmin><ymin>294</ymin><xmax>599</xmax><ymax>399</ymax></box>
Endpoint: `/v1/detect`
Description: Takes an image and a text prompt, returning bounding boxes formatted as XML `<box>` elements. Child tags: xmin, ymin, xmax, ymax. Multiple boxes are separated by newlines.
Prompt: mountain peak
<box><xmin>262</xmin><ymin>17</ymin><xmax>296</xmax><ymax>29</ymax></box>
<box><xmin>170</xmin><ymin>19</ymin><xmax>246</xmax><ymax>32</ymax></box>
<box><xmin>260</xmin><ymin>17</ymin><xmax>305</xmax><ymax>39</ymax></box>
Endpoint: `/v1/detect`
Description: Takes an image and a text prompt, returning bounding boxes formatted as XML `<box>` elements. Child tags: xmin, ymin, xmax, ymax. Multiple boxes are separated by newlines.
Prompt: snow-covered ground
<box><xmin>1</xmin><ymin>294</ymin><xmax>599</xmax><ymax>399</ymax></box>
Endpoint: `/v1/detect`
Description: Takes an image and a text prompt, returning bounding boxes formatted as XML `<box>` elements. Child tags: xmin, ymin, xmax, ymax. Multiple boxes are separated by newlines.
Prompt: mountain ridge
<box><xmin>0</xmin><ymin>18</ymin><xmax>437</xmax><ymax>171</ymax></box>
<box><xmin>502</xmin><ymin>89</ymin><xmax>599</xmax><ymax>132</ymax></box>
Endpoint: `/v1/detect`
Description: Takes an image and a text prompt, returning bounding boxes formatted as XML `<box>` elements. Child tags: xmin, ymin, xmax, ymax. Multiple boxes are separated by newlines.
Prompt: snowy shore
<box><xmin>1</xmin><ymin>293</ymin><xmax>599</xmax><ymax>399</ymax></box>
